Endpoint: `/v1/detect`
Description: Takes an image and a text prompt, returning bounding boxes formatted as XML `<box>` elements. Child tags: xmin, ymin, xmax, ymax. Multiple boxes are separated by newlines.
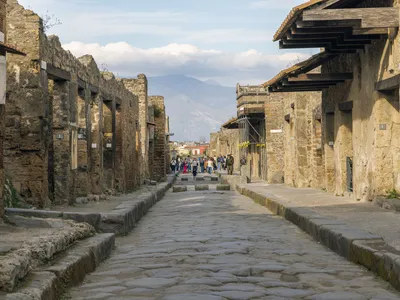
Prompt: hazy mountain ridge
<box><xmin>148</xmin><ymin>75</ymin><xmax>236</xmax><ymax>141</ymax></box>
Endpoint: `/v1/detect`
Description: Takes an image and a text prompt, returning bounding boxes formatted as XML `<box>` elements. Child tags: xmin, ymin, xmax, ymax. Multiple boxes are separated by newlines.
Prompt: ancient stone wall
<box><xmin>149</xmin><ymin>96</ymin><xmax>166</xmax><ymax>182</ymax></box>
<box><xmin>124</xmin><ymin>75</ymin><xmax>149</xmax><ymax>183</ymax></box>
<box><xmin>0</xmin><ymin>0</ymin><xmax>5</xmax><ymax>217</ymax></box>
<box><xmin>165</xmin><ymin>116</ymin><xmax>171</xmax><ymax>174</ymax></box>
<box><xmin>5</xmin><ymin>0</ymin><xmax>142</xmax><ymax>207</ymax></box>
<box><xmin>282</xmin><ymin>91</ymin><xmax>323</xmax><ymax>188</ymax></box>
<box><xmin>321</xmin><ymin>1</ymin><xmax>400</xmax><ymax>200</ymax></box>
<box><xmin>209</xmin><ymin>129</ymin><xmax>240</xmax><ymax>171</ymax></box>
<box><xmin>265</xmin><ymin>93</ymin><xmax>285</xmax><ymax>183</ymax></box>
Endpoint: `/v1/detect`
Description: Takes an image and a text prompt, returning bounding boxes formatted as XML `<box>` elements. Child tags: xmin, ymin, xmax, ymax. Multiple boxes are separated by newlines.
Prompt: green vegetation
<box><xmin>4</xmin><ymin>175</ymin><xmax>21</xmax><ymax>208</ymax></box>
<box><xmin>386</xmin><ymin>189</ymin><xmax>400</xmax><ymax>199</ymax></box>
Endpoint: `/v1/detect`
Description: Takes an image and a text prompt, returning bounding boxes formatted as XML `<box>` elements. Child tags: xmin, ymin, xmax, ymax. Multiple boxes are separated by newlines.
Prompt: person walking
<box><xmin>217</xmin><ymin>155</ymin><xmax>222</xmax><ymax>171</ymax></box>
<box><xmin>192</xmin><ymin>158</ymin><xmax>199</xmax><ymax>180</ymax></box>
<box><xmin>183</xmin><ymin>159</ymin><xmax>188</xmax><ymax>174</ymax></box>
<box><xmin>226</xmin><ymin>154</ymin><xmax>234</xmax><ymax>175</ymax></box>
<box><xmin>207</xmin><ymin>157</ymin><xmax>213</xmax><ymax>174</ymax></box>
<box><xmin>171</xmin><ymin>158</ymin><xmax>177</xmax><ymax>173</ymax></box>
<box><xmin>200</xmin><ymin>157</ymin><xmax>205</xmax><ymax>173</ymax></box>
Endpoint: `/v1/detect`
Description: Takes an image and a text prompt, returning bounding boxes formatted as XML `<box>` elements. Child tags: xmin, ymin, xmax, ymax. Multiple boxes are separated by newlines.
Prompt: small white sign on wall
<box><xmin>0</xmin><ymin>56</ymin><xmax>6</xmax><ymax>105</ymax></box>
<box><xmin>106</xmin><ymin>143</ymin><xmax>112</xmax><ymax>148</ymax></box>
<box><xmin>91</xmin><ymin>143</ymin><xmax>97</xmax><ymax>149</ymax></box>
<box><xmin>270</xmin><ymin>129</ymin><xmax>283</xmax><ymax>133</ymax></box>
<box><xmin>329</xmin><ymin>141</ymin><xmax>334</xmax><ymax>146</ymax></box>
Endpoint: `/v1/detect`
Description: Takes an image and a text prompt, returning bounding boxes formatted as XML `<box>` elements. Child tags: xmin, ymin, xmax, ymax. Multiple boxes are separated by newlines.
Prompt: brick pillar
<box><xmin>149</xmin><ymin>96</ymin><xmax>166</xmax><ymax>181</ymax></box>
<box><xmin>90</xmin><ymin>93</ymin><xmax>103</xmax><ymax>195</ymax></box>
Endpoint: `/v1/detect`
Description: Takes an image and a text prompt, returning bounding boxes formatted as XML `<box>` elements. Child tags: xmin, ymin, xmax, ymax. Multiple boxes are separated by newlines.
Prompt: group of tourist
<box><xmin>170</xmin><ymin>155</ymin><xmax>235</xmax><ymax>177</ymax></box>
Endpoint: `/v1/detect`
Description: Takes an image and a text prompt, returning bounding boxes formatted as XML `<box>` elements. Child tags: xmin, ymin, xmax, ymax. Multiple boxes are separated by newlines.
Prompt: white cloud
<box><xmin>63</xmin><ymin>41</ymin><xmax>312</xmax><ymax>85</ymax></box>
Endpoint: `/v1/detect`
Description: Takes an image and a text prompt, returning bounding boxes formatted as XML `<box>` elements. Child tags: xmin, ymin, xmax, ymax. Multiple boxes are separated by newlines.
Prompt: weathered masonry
<box><xmin>210</xmin><ymin>126</ymin><xmax>240</xmax><ymax>171</ymax></box>
<box><xmin>236</xmin><ymin>84</ymin><xmax>268</xmax><ymax>181</ymax></box>
<box><xmin>0</xmin><ymin>0</ymin><xmax>24</xmax><ymax>217</ymax></box>
<box><xmin>2</xmin><ymin>0</ymin><xmax>169</xmax><ymax>209</ymax></box>
<box><xmin>149</xmin><ymin>96</ymin><xmax>166</xmax><ymax>182</ymax></box>
<box><xmin>266</xmin><ymin>0</ymin><xmax>400</xmax><ymax>200</ymax></box>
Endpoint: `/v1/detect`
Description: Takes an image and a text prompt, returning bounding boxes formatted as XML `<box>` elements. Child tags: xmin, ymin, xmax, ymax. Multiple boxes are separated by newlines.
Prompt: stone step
<box><xmin>0</xmin><ymin>218</ymin><xmax>95</xmax><ymax>294</ymax></box>
<box><xmin>1</xmin><ymin>233</ymin><xmax>115</xmax><ymax>300</ymax></box>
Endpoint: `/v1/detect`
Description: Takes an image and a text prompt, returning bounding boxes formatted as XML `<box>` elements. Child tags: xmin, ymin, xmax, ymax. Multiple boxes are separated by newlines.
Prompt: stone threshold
<box><xmin>222</xmin><ymin>175</ymin><xmax>400</xmax><ymax>292</ymax></box>
<box><xmin>5</xmin><ymin>176</ymin><xmax>176</xmax><ymax>236</ymax></box>
<box><xmin>2</xmin><ymin>233</ymin><xmax>115</xmax><ymax>300</ymax></box>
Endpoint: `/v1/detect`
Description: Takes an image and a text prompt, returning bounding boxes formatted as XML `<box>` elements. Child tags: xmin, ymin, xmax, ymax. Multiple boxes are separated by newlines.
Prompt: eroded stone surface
<box><xmin>67</xmin><ymin>190</ymin><xmax>400</xmax><ymax>299</ymax></box>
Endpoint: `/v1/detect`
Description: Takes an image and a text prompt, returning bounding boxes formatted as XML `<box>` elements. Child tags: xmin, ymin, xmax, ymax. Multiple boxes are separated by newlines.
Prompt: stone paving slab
<box><xmin>66</xmin><ymin>188</ymin><xmax>400</xmax><ymax>299</ymax></box>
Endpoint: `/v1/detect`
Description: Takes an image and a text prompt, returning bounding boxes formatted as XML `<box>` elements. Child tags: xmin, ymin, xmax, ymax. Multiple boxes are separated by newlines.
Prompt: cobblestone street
<box><xmin>67</xmin><ymin>187</ymin><xmax>400</xmax><ymax>300</ymax></box>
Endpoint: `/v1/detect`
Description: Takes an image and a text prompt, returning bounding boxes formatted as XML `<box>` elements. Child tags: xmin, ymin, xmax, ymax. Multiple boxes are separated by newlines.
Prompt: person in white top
<box><xmin>207</xmin><ymin>158</ymin><xmax>213</xmax><ymax>174</ymax></box>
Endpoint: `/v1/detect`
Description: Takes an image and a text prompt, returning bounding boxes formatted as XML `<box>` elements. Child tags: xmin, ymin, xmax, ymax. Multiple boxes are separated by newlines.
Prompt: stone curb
<box><xmin>5</xmin><ymin>176</ymin><xmax>176</xmax><ymax>237</ymax></box>
<box><xmin>234</xmin><ymin>183</ymin><xmax>400</xmax><ymax>292</ymax></box>
<box><xmin>2</xmin><ymin>233</ymin><xmax>115</xmax><ymax>300</ymax></box>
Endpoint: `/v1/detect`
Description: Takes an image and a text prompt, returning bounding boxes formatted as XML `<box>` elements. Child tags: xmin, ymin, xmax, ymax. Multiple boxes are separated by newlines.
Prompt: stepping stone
<box><xmin>195</xmin><ymin>185</ymin><xmax>209</xmax><ymax>191</ymax></box>
<box><xmin>211</xmin><ymin>177</ymin><xmax>219</xmax><ymax>182</ymax></box>
<box><xmin>181</xmin><ymin>178</ymin><xmax>189</xmax><ymax>182</ymax></box>
<box><xmin>217</xmin><ymin>184</ymin><xmax>230</xmax><ymax>191</ymax></box>
<box><xmin>173</xmin><ymin>186</ymin><xmax>187</xmax><ymax>193</ymax></box>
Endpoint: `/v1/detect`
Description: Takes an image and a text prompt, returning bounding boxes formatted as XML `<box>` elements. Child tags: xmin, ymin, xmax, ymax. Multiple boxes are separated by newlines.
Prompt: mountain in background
<box><xmin>148</xmin><ymin>75</ymin><xmax>237</xmax><ymax>142</ymax></box>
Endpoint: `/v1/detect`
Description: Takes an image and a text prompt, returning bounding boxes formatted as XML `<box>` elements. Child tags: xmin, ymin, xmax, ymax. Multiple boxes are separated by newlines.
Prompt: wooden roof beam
<box><xmin>303</xmin><ymin>8</ymin><xmax>399</xmax><ymax>29</ymax></box>
<box><xmin>288</xmin><ymin>73</ymin><xmax>353</xmax><ymax>82</ymax></box>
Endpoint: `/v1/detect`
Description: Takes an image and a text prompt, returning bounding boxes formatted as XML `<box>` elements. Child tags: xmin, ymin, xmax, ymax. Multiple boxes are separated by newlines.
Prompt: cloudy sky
<box><xmin>19</xmin><ymin>0</ymin><xmax>317</xmax><ymax>86</ymax></box>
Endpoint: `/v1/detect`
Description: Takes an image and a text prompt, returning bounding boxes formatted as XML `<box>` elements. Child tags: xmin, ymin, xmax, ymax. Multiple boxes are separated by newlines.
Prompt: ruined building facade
<box><xmin>263</xmin><ymin>0</ymin><xmax>400</xmax><ymax>201</ymax></box>
<box><xmin>0</xmin><ymin>0</ymin><xmax>169</xmax><ymax>211</ymax></box>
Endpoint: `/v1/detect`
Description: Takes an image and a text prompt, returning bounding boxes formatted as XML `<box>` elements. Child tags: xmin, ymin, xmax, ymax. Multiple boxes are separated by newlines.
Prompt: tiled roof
<box><xmin>273</xmin><ymin>0</ymin><xmax>327</xmax><ymax>41</ymax></box>
<box><xmin>262</xmin><ymin>51</ymin><xmax>337</xmax><ymax>87</ymax></box>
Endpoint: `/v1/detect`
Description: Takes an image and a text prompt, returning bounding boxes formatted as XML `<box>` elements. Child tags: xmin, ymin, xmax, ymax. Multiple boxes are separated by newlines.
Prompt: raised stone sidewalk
<box><xmin>0</xmin><ymin>176</ymin><xmax>176</xmax><ymax>299</ymax></box>
<box><xmin>219</xmin><ymin>172</ymin><xmax>400</xmax><ymax>291</ymax></box>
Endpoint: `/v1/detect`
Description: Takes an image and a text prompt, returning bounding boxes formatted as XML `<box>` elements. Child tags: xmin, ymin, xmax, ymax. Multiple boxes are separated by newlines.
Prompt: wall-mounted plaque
<box><xmin>106</xmin><ymin>143</ymin><xmax>112</xmax><ymax>148</ymax></box>
<box><xmin>91</xmin><ymin>143</ymin><xmax>97</xmax><ymax>149</ymax></box>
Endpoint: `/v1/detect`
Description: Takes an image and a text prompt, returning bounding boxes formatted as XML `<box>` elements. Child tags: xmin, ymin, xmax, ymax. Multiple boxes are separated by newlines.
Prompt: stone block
<box><xmin>216</xmin><ymin>184</ymin><xmax>230</xmax><ymax>191</ymax></box>
<box><xmin>195</xmin><ymin>185</ymin><xmax>209</xmax><ymax>191</ymax></box>
<box><xmin>181</xmin><ymin>177</ymin><xmax>189</xmax><ymax>182</ymax></box>
<box><xmin>350</xmin><ymin>240</ymin><xmax>385</xmax><ymax>273</ymax></box>
<box><xmin>63</xmin><ymin>212</ymin><xmax>101</xmax><ymax>230</ymax></box>
<box><xmin>211</xmin><ymin>177</ymin><xmax>219</xmax><ymax>182</ymax></box>
<box><xmin>5</xmin><ymin>208</ymin><xmax>63</xmax><ymax>219</ymax></box>
<box><xmin>173</xmin><ymin>186</ymin><xmax>187</xmax><ymax>193</ymax></box>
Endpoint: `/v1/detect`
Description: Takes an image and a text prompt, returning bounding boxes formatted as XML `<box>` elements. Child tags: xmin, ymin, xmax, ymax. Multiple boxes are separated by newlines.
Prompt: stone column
<box><xmin>149</xmin><ymin>96</ymin><xmax>166</xmax><ymax>181</ymax></box>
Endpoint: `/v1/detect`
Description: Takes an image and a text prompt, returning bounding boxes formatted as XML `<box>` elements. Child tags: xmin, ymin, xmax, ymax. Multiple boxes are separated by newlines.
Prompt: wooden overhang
<box><xmin>222</xmin><ymin>117</ymin><xmax>239</xmax><ymax>129</ymax></box>
<box><xmin>0</xmin><ymin>42</ymin><xmax>25</xmax><ymax>56</ymax></box>
<box><xmin>274</xmin><ymin>0</ymin><xmax>399</xmax><ymax>53</ymax></box>
<box><xmin>263</xmin><ymin>51</ymin><xmax>353</xmax><ymax>93</ymax></box>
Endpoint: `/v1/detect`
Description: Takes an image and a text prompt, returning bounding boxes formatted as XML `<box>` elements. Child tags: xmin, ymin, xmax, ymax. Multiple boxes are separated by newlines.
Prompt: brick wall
<box><xmin>149</xmin><ymin>96</ymin><xmax>166</xmax><ymax>181</ymax></box>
